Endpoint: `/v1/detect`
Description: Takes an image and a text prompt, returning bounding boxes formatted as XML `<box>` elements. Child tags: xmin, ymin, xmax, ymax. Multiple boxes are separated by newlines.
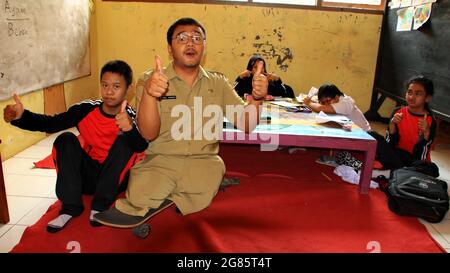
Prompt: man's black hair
<box><xmin>167</xmin><ymin>17</ymin><xmax>206</xmax><ymax>46</ymax></box>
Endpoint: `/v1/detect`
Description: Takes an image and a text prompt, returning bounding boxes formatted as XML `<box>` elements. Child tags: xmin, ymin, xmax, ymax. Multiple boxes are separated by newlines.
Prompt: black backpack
<box><xmin>387</xmin><ymin>168</ymin><xmax>449</xmax><ymax>223</ymax></box>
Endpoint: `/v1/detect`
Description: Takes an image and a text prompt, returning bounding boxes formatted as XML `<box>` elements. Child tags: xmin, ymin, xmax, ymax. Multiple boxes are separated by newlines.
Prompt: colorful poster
<box><xmin>396</xmin><ymin>7</ymin><xmax>414</xmax><ymax>31</ymax></box>
<box><xmin>413</xmin><ymin>3</ymin><xmax>432</xmax><ymax>30</ymax></box>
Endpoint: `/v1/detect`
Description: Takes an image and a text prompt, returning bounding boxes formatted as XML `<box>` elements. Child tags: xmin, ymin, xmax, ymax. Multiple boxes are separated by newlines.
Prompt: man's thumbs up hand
<box><xmin>145</xmin><ymin>55</ymin><xmax>169</xmax><ymax>98</ymax></box>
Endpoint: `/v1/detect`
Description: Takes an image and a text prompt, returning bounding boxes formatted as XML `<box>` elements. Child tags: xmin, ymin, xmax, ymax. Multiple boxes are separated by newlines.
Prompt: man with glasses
<box><xmin>95</xmin><ymin>18</ymin><xmax>268</xmax><ymax>226</ymax></box>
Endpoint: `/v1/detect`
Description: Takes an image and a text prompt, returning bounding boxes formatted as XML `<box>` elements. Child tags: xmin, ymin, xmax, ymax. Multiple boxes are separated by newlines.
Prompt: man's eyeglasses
<box><xmin>173</xmin><ymin>32</ymin><xmax>205</xmax><ymax>45</ymax></box>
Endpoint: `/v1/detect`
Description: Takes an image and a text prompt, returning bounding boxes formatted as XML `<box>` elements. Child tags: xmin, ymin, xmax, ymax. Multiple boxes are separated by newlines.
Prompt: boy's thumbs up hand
<box><xmin>3</xmin><ymin>93</ymin><xmax>24</xmax><ymax>123</ymax></box>
<box><xmin>145</xmin><ymin>55</ymin><xmax>169</xmax><ymax>98</ymax></box>
<box><xmin>120</xmin><ymin>100</ymin><xmax>127</xmax><ymax>113</ymax></box>
<box><xmin>251</xmin><ymin>61</ymin><xmax>268</xmax><ymax>101</ymax></box>
<box><xmin>115</xmin><ymin>100</ymin><xmax>133</xmax><ymax>132</ymax></box>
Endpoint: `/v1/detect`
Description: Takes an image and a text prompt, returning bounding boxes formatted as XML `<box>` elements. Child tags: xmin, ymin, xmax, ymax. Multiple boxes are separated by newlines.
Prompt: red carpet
<box><xmin>12</xmin><ymin>144</ymin><xmax>443</xmax><ymax>253</ymax></box>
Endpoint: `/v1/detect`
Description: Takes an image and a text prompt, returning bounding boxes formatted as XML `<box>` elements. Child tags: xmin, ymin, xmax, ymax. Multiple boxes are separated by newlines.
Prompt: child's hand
<box><xmin>239</xmin><ymin>70</ymin><xmax>251</xmax><ymax>79</ymax></box>
<box><xmin>303</xmin><ymin>97</ymin><xmax>312</xmax><ymax>105</ymax></box>
<box><xmin>418</xmin><ymin>113</ymin><xmax>430</xmax><ymax>139</ymax></box>
<box><xmin>251</xmin><ymin>61</ymin><xmax>268</xmax><ymax>101</ymax></box>
<box><xmin>145</xmin><ymin>55</ymin><xmax>169</xmax><ymax>98</ymax></box>
<box><xmin>3</xmin><ymin>93</ymin><xmax>24</xmax><ymax>122</ymax></box>
<box><xmin>391</xmin><ymin>112</ymin><xmax>403</xmax><ymax>125</ymax></box>
<box><xmin>115</xmin><ymin>100</ymin><xmax>133</xmax><ymax>132</ymax></box>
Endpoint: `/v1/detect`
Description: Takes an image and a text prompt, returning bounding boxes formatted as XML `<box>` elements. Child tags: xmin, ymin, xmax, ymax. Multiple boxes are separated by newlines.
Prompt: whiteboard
<box><xmin>0</xmin><ymin>0</ymin><xmax>90</xmax><ymax>100</ymax></box>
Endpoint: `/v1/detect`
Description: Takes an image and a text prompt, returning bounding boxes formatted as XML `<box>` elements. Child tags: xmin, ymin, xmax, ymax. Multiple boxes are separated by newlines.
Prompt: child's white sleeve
<box><xmin>331</xmin><ymin>97</ymin><xmax>353</xmax><ymax>115</ymax></box>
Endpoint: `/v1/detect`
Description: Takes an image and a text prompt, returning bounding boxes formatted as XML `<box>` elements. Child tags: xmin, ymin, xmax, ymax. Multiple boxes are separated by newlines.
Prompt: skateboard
<box><xmin>132</xmin><ymin>199</ymin><xmax>174</xmax><ymax>239</ymax></box>
<box><xmin>95</xmin><ymin>199</ymin><xmax>174</xmax><ymax>239</ymax></box>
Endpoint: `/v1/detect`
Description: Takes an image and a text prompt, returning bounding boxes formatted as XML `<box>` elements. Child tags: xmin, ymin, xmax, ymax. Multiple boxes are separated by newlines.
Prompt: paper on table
<box><xmin>270</xmin><ymin>101</ymin><xmax>312</xmax><ymax>113</ymax></box>
<box><xmin>296</xmin><ymin>86</ymin><xmax>318</xmax><ymax>103</ymax></box>
<box><xmin>315</xmin><ymin>111</ymin><xmax>353</xmax><ymax>130</ymax></box>
<box><xmin>307</xmin><ymin>86</ymin><xmax>319</xmax><ymax>98</ymax></box>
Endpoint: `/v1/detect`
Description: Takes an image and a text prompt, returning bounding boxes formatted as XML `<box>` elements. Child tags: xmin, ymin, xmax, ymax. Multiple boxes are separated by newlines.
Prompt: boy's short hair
<box><xmin>406</xmin><ymin>75</ymin><xmax>434</xmax><ymax>96</ymax></box>
<box><xmin>317</xmin><ymin>84</ymin><xmax>344</xmax><ymax>102</ymax></box>
<box><xmin>100</xmin><ymin>60</ymin><xmax>133</xmax><ymax>87</ymax></box>
<box><xmin>167</xmin><ymin>18</ymin><xmax>206</xmax><ymax>46</ymax></box>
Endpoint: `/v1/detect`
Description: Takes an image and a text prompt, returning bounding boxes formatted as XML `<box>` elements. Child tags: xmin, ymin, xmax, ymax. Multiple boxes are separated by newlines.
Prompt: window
<box><xmin>324</xmin><ymin>0</ymin><xmax>381</xmax><ymax>4</ymax></box>
<box><xmin>252</xmin><ymin>0</ymin><xmax>317</xmax><ymax>6</ymax></box>
<box><xmin>105</xmin><ymin>0</ymin><xmax>385</xmax><ymax>12</ymax></box>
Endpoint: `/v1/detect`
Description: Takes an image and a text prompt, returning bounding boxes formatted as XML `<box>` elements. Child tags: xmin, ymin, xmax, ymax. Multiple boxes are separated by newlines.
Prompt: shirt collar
<box><xmin>165</xmin><ymin>61</ymin><xmax>210</xmax><ymax>82</ymax></box>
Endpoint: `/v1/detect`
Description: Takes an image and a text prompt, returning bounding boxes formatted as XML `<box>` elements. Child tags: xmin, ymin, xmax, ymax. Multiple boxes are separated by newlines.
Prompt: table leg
<box><xmin>359</xmin><ymin>141</ymin><xmax>377</xmax><ymax>194</ymax></box>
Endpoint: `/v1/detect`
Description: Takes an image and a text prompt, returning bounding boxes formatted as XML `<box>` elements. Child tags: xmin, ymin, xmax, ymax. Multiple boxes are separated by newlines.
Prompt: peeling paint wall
<box><xmin>96</xmin><ymin>2</ymin><xmax>382</xmax><ymax>112</ymax></box>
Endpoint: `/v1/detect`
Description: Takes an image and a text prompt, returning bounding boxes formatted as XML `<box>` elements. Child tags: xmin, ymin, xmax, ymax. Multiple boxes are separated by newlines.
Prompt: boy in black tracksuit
<box><xmin>3</xmin><ymin>60</ymin><xmax>148</xmax><ymax>232</ymax></box>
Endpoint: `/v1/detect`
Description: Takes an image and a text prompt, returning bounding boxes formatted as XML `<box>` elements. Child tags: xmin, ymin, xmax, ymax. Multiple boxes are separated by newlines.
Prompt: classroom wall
<box><xmin>94</xmin><ymin>1</ymin><xmax>383</xmax><ymax>109</ymax></box>
<box><xmin>1</xmin><ymin>1</ymin><xmax>393</xmax><ymax>161</ymax></box>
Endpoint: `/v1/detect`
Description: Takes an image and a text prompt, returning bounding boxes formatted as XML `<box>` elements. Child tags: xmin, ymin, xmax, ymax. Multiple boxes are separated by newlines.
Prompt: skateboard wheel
<box><xmin>132</xmin><ymin>224</ymin><xmax>151</xmax><ymax>239</ymax></box>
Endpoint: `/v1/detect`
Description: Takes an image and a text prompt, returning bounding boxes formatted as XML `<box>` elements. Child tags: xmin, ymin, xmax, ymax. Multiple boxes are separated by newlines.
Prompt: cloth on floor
<box><xmin>34</xmin><ymin>153</ymin><xmax>55</xmax><ymax>169</ymax></box>
<box><xmin>334</xmin><ymin>165</ymin><xmax>379</xmax><ymax>189</ymax></box>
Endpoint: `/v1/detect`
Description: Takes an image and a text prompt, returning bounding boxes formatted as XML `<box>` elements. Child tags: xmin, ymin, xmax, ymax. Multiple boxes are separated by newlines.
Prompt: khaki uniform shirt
<box><xmin>136</xmin><ymin>62</ymin><xmax>244</xmax><ymax>156</ymax></box>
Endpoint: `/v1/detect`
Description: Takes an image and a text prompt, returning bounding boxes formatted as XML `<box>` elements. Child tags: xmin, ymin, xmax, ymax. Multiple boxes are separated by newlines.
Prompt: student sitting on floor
<box><xmin>3</xmin><ymin>60</ymin><xmax>148</xmax><ymax>232</ymax></box>
<box><xmin>368</xmin><ymin>75</ymin><xmax>437</xmax><ymax>172</ymax></box>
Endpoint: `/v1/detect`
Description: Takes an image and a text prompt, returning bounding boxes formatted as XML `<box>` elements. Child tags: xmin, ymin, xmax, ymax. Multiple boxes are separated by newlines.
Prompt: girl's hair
<box><xmin>246</xmin><ymin>55</ymin><xmax>267</xmax><ymax>74</ymax></box>
<box><xmin>405</xmin><ymin>75</ymin><xmax>434</xmax><ymax>112</ymax></box>
<box><xmin>317</xmin><ymin>84</ymin><xmax>344</xmax><ymax>101</ymax></box>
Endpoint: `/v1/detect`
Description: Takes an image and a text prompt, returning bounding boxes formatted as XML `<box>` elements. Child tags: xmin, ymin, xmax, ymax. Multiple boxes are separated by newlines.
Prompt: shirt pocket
<box><xmin>159</xmin><ymin>99</ymin><xmax>182</xmax><ymax>135</ymax></box>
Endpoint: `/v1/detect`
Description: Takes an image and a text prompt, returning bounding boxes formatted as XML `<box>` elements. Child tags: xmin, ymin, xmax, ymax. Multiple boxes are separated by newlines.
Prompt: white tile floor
<box><xmin>0</xmin><ymin>128</ymin><xmax>76</xmax><ymax>253</ymax></box>
<box><xmin>1</xmin><ymin>126</ymin><xmax>450</xmax><ymax>253</ymax></box>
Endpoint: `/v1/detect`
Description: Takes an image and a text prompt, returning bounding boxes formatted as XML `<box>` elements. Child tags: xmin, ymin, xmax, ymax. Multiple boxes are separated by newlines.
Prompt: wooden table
<box><xmin>221</xmin><ymin>107</ymin><xmax>377</xmax><ymax>194</ymax></box>
<box><xmin>0</xmin><ymin>139</ymin><xmax>10</xmax><ymax>223</ymax></box>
